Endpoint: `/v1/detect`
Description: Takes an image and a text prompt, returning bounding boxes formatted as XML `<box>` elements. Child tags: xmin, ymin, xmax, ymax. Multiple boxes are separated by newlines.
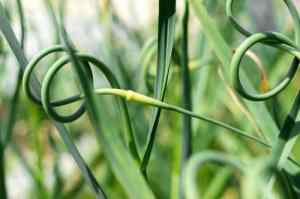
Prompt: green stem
<box><xmin>263</xmin><ymin>90</ymin><xmax>300</xmax><ymax>198</ymax></box>
<box><xmin>16</xmin><ymin>0</ymin><xmax>25</xmax><ymax>49</ymax></box>
<box><xmin>180</xmin><ymin>0</ymin><xmax>192</xmax><ymax>166</ymax></box>
<box><xmin>180</xmin><ymin>0</ymin><xmax>192</xmax><ymax>198</ymax></box>
<box><xmin>141</xmin><ymin>0</ymin><xmax>177</xmax><ymax>177</ymax></box>
<box><xmin>47</xmin><ymin>88</ymin><xmax>269</xmax><ymax>147</ymax></box>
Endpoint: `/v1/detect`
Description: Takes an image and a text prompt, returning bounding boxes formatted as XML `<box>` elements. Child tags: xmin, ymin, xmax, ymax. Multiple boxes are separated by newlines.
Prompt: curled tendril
<box><xmin>183</xmin><ymin>151</ymin><xmax>244</xmax><ymax>199</ymax></box>
<box><xmin>23</xmin><ymin>45</ymin><xmax>123</xmax><ymax>123</ymax></box>
<box><xmin>183</xmin><ymin>152</ymin><xmax>295</xmax><ymax>199</ymax></box>
<box><xmin>228</xmin><ymin>0</ymin><xmax>300</xmax><ymax>101</ymax></box>
<box><xmin>23</xmin><ymin>46</ymin><xmax>91</xmax><ymax>122</ymax></box>
<box><xmin>231</xmin><ymin>32</ymin><xmax>300</xmax><ymax>101</ymax></box>
<box><xmin>23</xmin><ymin>44</ymin><xmax>140</xmax><ymax>163</ymax></box>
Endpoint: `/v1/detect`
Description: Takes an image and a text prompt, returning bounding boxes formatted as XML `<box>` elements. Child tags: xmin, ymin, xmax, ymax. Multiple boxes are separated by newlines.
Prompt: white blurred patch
<box><xmin>7</xmin><ymin>161</ymin><xmax>31</xmax><ymax>199</ymax></box>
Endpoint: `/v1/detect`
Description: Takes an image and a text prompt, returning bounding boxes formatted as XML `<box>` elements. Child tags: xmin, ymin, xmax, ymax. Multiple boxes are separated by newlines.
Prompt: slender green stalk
<box><xmin>24</xmin><ymin>73</ymin><xmax>269</xmax><ymax>149</ymax></box>
<box><xmin>88</xmin><ymin>89</ymin><xmax>269</xmax><ymax>147</ymax></box>
<box><xmin>264</xmin><ymin>90</ymin><xmax>300</xmax><ymax>198</ymax></box>
<box><xmin>16</xmin><ymin>0</ymin><xmax>25</xmax><ymax>49</ymax></box>
<box><xmin>270</xmin><ymin>91</ymin><xmax>300</xmax><ymax>167</ymax></box>
<box><xmin>180</xmin><ymin>0</ymin><xmax>192</xmax><ymax>167</ymax></box>
<box><xmin>179</xmin><ymin>1</ymin><xmax>192</xmax><ymax>198</ymax></box>
<box><xmin>141</xmin><ymin>0</ymin><xmax>177</xmax><ymax>177</ymax></box>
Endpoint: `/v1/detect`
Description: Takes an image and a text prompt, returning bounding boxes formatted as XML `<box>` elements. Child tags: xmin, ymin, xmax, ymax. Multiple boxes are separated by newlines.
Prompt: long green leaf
<box><xmin>141</xmin><ymin>0</ymin><xmax>177</xmax><ymax>177</ymax></box>
<box><xmin>59</xmin><ymin>28</ymin><xmax>155</xmax><ymax>199</ymax></box>
<box><xmin>179</xmin><ymin>0</ymin><xmax>192</xmax><ymax>198</ymax></box>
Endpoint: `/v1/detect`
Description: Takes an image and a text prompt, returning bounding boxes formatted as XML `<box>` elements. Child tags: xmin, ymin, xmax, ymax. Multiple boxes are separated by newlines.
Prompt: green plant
<box><xmin>1</xmin><ymin>0</ymin><xmax>300</xmax><ymax>198</ymax></box>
